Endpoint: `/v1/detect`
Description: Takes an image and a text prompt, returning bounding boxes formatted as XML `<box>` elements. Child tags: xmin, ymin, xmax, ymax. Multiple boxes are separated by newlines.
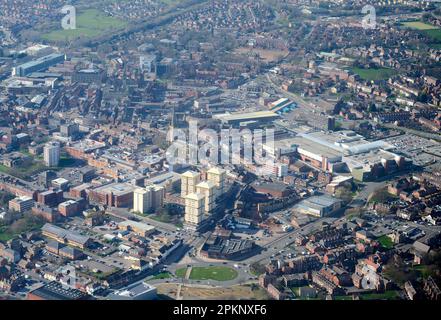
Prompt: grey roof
<box><xmin>42</xmin><ymin>223</ymin><xmax>90</xmax><ymax>245</ymax></box>
<box><xmin>413</xmin><ymin>241</ymin><xmax>431</xmax><ymax>254</ymax></box>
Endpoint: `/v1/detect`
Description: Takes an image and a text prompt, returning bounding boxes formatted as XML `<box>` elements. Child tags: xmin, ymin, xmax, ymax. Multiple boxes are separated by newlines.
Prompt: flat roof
<box><xmin>184</xmin><ymin>192</ymin><xmax>206</xmax><ymax>201</ymax></box>
<box><xmin>213</xmin><ymin>110</ymin><xmax>279</xmax><ymax>122</ymax></box>
<box><xmin>29</xmin><ymin>281</ymin><xmax>89</xmax><ymax>300</ymax></box>
<box><xmin>93</xmin><ymin>182</ymin><xmax>135</xmax><ymax>196</ymax></box>
<box><xmin>118</xmin><ymin>220</ymin><xmax>155</xmax><ymax>233</ymax></box>
<box><xmin>17</xmin><ymin>53</ymin><xmax>65</xmax><ymax>70</ymax></box>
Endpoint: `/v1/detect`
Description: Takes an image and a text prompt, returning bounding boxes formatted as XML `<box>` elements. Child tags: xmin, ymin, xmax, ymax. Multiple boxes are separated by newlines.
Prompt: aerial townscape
<box><xmin>0</xmin><ymin>0</ymin><xmax>441</xmax><ymax>302</ymax></box>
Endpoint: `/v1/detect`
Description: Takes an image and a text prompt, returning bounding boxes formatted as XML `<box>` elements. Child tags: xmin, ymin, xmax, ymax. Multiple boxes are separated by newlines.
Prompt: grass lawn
<box><xmin>423</xmin><ymin>29</ymin><xmax>441</xmax><ymax>42</ymax></box>
<box><xmin>0</xmin><ymin>162</ymin><xmax>49</xmax><ymax>181</ymax></box>
<box><xmin>0</xmin><ymin>215</ymin><xmax>45</xmax><ymax>242</ymax></box>
<box><xmin>150</xmin><ymin>212</ymin><xmax>183</xmax><ymax>228</ymax></box>
<box><xmin>151</xmin><ymin>272</ymin><xmax>173</xmax><ymax>280</ymax></box>
<box><xmin>401</xmin><ymin>21</ymin><xmax>438</xmax><ymax>30</ymax></box>
<box><xmin>377</xmin><ymin>235</ymin><xmax>394</xmax><ymax>249</ymax></box>
<box><xmin>351</xmin><ymin>67</ymin><xmax>397</xmax><ymax>81</ymax></box>
<box><xmin>413</xmin><ymin>264</ymin><xmax>437</xmax><ymax>279</ymax></box>
<box><xmin>359</xmin><ymin>290</ymin><xmax>401</xmax><ymax>300</ymax></box>
<box><xmin>401</xmin><ymin>21</ymin><xmax>441</xmax><ymax>43</ymax></box>
<box><xmin>176</xmin><ymin>266</ymin><xmax>238</xmax><ymax>281</ymax></box>
<box><xmin>41</xmin><ymin>9</ymin><xmax>127</xmax><ymax>42</ymax></box>
<box><xmin>334</xmin><ymin>295</ymin><xmax>353</xmax><ymax>300</ymax></box>
<box><xmin>175</xmin><ymin>268</ymin><xmax>187</xmax><ymax>278</ymax></box>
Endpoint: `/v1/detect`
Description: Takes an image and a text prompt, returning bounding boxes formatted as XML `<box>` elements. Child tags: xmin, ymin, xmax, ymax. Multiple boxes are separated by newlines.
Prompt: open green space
<box><xmin>175</xmin><ymin>268</ymin><xmax>187</xmax><ymax>278</ymax></box>
<box><xmin>377</xmin><ymin>235</ymin><xmax>394</xmax><ymax>249</ymax></box>
<box><xmin>423</xmin><ymin>29</ymin><xmax>441</xmax><ymax>42</ymax></box>
<box><xmin>0</xmin><ymin>214</ymin><xmax>45</xmax><ymax>242</ymax></box>
<box><xmin>0</xmin><ymin>162</ymin><xmax>48</xmax><ymax>181</ymax></box>
<box><xmin>401</xmin><ymin>21</ymin><xmax>441</xmax><ymax>44</ymax></box>
<box><xmin>401</xmin><ymin>21</ymin><xmax>438</xmax><ymax>30</ymax></box>
<box><xmin>150</xmin><ymin>272</ymin><xmax>173</xmax><ymax>280</ymax></box>
<box><xmin>41</xmin><ymin>9</ymin><xmax>127</xmax><ymax>42</ymax></box>
<box><xmin>351</xmin><ymin>67</ymin><xmax>397</xmax><ymax>81</ymax></box>
<box><xmin>334</xmin><ymin>291</ymin><xmax>400</xmax><ymax>300</ymax></box>
<box><xmin>412</xmin><ymin>264</ymin><xmax>438</xmax><ymax>279</ymax></box>
<box><xmin>359</xmin><ymin>290</ymin><xmax>401</xmax><ymax>300</ymax></box>
<box><xmin>175</xmin><ymin>266</ymin><xmax>238</xmax><ymax>281</ymax></box>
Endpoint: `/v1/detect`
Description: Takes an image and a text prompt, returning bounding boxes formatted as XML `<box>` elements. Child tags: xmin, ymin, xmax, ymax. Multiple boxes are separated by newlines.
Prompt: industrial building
<box><xmin>41</xmin><ymin>223</ymin><xmax>92</xmax><ymax>249</ymax></box>
<box><xmin>272</xmin><ymin>130</ymin><xmax>408</xmax><ymax>181</ymax></box>
<box><xmin>27</xmin><ymin>281</ymin><xmax>90</xmax><ymax>300</ymax></box>
<box><xmin>13</xmin><ymin>53</ymin><xmax>66</xmax><ymax>77</ymax></box>
<box><xmin>108</xmin><ymin>282</ymin><xmax>157</xmax><ymax>300</ymax></box>
<box><xmin>118</xmin><ymin>220</ymin><xmax>155</xmax><ymax>237</ymax></box>
<box><xmin>213</xmin><ymin>110</ymin><xmax>279</xmax><ymax>128</ymax></box>
<box><xmin>293</xmin><ymin>195</ymin><xmax>343</xmax><ymax>217</ymax></box>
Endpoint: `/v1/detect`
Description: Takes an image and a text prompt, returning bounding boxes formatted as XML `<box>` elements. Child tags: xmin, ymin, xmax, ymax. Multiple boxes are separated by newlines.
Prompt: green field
<box><xmin>150</xmin><ymin>272</ymin><xmax>173</xmax><ymax>280</ymax></box>
<box><xmin>424</xmin><ymin>29</ymin><xmax>441</xmax><ymax>42</ymax></box>
<box><xmin>377</xmin><ymin>235</ymin><xmax>394</xmax><ymax>249</ymax></box>
<box><xmin>351</xmin><ymin>67</ymin><xmax>397</xmax><ymax>81</ymax></box>
<box><xmin>402</xmin><ymin>21</ymin><xmax>438</xmax><ymax>30</ymax></box>
<box><xmin>42</xmin><ymin>9</ymin><xmax>127</xmax><ymax>42</ymax></box>
<box><xmin>401</xmin><ymin>21</ymin><xmax>441</xmax><ymax>43</ymax></box>
<box><xmin>175</xmin><ymin>266</ymin><xmax>238</xmax><ymax>281</ymax></box>
<box><xmin>334</xmin><ymin>291</ymin><xmax>401</xmax><ymax>300</ymax></box>
<box><xmin>359</xmin><ymin>290</ymin><xmax>401</xmax><ymax>300</ymax></box>
<box><xmin>0</xmin><ymin>215</ymin><xmax>45</xmax><ymax>242</ymax></box>
<box><xmin>0</xmin><ymin>162</ymin><xmax>48</xmax><ymax>181</ymax></box>
<box><xmin>175</xmin><ymin>268</ymin><xmax>187</xmax><ymax>278</ymax></box>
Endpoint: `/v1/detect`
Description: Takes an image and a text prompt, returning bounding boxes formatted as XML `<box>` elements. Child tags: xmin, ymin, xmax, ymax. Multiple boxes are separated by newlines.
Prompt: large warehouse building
<box><xmin>271</xmin><ymin>130</ymin><xmax>409</xmax><ymax>181</ymax></box>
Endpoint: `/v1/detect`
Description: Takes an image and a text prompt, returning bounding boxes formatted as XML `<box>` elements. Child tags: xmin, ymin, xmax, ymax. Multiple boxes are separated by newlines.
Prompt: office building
<box><xmin>58</xmin><ymin>199</ymin><xmax>83</xmax><ymax>217</ymax></box>
<box><xmin>44</xmin><ymin>142</ymin><xmax>60</xmax><ymax>167</ymax></box>
<box><xmin>37</xmin><ymin>189</ymin><xmax>63</xmax><ymax>207</ymax></box>
<box><xmin>181</xmin><ymin>171</ymin><xmax>200</xmax><ymax>197</ymax></box>
<box><xmin>327</xmin><ymin>116</ymin><xmax>336</xmax><ymax>131</ymax></box>
<box><xmin>184</xmin><ymin>193</ymin><xmax>206</xmax><ymax>230</ymax></box>
<box><xmin>88</xmin><ymin>183</ymin><xmax>135</xmax><ymax>208</ymax></box>
<box><xmin>72</xmin><ymin>68</ymin><xmax>105</xmax><ymax>84</ymax></box>
<box><xmin>60</xmin><ymin>123</ymin><xmax>79</xmax><ymax>138</ymax></box>
<box><xmin>32</xmin><ymin>203</ymin><xmax>60</xmax><ymax>223</ymax></box>
<box><xmin>9</xmin><ymin>196</ymin><xmax>34</xmax><ymax>213</ymax></box>
<box><xmin>13</xmin><ymin>53</ymin><xmax>66</xmax><ymax>77</ymax></box>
